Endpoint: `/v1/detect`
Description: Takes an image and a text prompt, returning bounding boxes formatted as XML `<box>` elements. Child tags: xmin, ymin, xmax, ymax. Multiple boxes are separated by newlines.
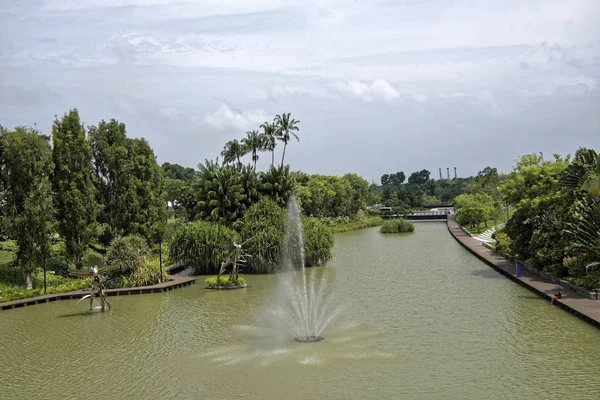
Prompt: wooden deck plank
<box><xmin>447</xmin><ymin>215</ymin><xmax>600</xmax><ymax>328</ymax></box>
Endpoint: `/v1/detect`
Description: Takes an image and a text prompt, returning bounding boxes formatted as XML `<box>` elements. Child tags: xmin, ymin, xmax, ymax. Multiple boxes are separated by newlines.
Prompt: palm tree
<box><xmin>274</xmin><ymin>113</ymin><xmax>300</xmax><ymax>167</ymax></box>
<box><xmin>190</xmin><ymin>159</ymin><xmax>246</xmax><ymax>224</ymax></box>
<box><xmin>220</xmin><ymin>139</ymin><xmax>244</xmax><ymax>166</ymax></box>
<box><xmin>562</xmin><ymin>148</ymin><xmax>600</xmax><ymax>269</ymax></box>
<box><xmin>260</xmin><ymin>121</ymin><xmax>277</xmax><ymax>166</ymax></box>
<box><xmin>241</xmin><ymin>129</ymin><xmax>264</xmax><ymax>170</ymax></box>
<box><xmin>259</xmin><ymin>165</ymin><xmax>295</xmax><ymax>207</ymax></box>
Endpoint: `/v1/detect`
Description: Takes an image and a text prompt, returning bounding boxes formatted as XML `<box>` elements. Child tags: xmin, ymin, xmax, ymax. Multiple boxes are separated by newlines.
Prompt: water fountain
<box><xmin>266</xmin><ymin>196</ymin><xmax>342</xmax><ymax>343</ymax></box>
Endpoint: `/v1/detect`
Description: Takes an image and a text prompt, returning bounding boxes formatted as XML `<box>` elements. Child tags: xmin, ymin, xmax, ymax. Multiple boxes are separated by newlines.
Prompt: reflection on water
<box><xmin>1</xmin><ymin>223</ymin><xmax>600</xmax><ymax>400</ymax></box>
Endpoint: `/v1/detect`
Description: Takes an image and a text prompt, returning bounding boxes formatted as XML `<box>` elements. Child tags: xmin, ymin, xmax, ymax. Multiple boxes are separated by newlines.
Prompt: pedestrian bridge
<box><xmin>381</xmin><ymin>210</ymin><xmax>451</xmax><ymax>221</ymax></box>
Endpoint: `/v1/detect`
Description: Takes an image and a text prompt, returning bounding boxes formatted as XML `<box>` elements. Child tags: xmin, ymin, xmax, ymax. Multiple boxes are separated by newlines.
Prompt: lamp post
<box><xmin>159</xmin><ymin>240</ymin><xmax>163</xmax><ymax>283</ymax></box>
<box><xmin>43</xmin><ymin>254</ymin><xmax>47</xmax><ymax>294</ymax></box>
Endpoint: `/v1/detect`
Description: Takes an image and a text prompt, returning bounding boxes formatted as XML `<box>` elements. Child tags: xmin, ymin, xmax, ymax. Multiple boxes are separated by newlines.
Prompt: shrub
<box><xmin>494</xmin><ymin>231</ymin><xmax>513</xmax><ymax>255</ymax></box>
<box><xmin>205</xmin><ymin>276</ymin><xmax>246</xmax><ymax>288</ymax></box>
<box><xmin>303</xmin><ymin>217</ymin><xmax>334</xmax><ymax>266</ymax></box>
<box><xmin>380</xmin><ymin>218</ymin><xmax>415</xmax><ymax>234</ymax></box>
<box><xmin>169</xmin><ymin>220</ymin><xmax>239</xmax><ymax>274</ymax></box>
<box><xmin>237</xmin><ymin>198</ymin><xmax>286</xmax><ymax>273</ymax></box>
<box><xmin>106</xmin><ymin>235</ymin><xmax>150</xmax><ymax>275</ymax></box>
<box><xmin>121</xmin><ymin>258</ymin><xmax>169</xmax><ymax>287</ymax></box>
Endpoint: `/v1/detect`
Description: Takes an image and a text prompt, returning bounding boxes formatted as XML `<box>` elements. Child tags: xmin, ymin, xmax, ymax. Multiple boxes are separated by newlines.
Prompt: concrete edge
<box><xmin>446</xmin><ymin>218</ymin><xmax>600</xmax><ymax>329</ymax></box>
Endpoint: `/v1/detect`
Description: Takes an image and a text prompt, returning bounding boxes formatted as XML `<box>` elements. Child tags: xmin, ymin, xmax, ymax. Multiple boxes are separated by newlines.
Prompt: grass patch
<box><xmin>0</xmin><ymin>269</ymin><xmax>89</xmax><ymax>302</ymax></box>
<box><xmin>205</xmin><ymin>276</ymin><xmax>246</xmax><ymax>288</ymax></box>
<box><xmin>380</xmin><ymin>218</ymin><xmax>415</xmax><ymax>234</ymax></box>
<box><xmin>334</xmin><ymin>216</ymin><xmax>383</xmax><ymax>233</ymax></box>
<box><xmin>462</xmin><ymin>220</ymin><xmax>502</xmax><ymax>235</ymax></box>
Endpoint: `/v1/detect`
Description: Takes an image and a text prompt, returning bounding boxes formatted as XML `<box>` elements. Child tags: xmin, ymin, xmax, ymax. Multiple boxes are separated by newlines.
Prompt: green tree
<box><xmin>0</xmin><ymin>127</ymin><xmax>54</xmax><ymax>289</ymax></box>
<box><xmin>389</xmin><ymin>172</ymin><xmax>406</xmax><ymax>185</ymax></box>
<box><xmin>187</xmin><ymin>159</ymin><xmax>246</xmax><ymax>224</ymax></box>
<box><xmin>52</xmin><ymin>109</ymin><xmax>97</xmax><ymax>269</ymax></box>
<box><xmin>161</xmin><ymin>162</ymin><xmax>196</xmax><ymax>181</ymax></box>
<box><xmin>260</xmin><ymin>165</ymin><xmax>295</xmax><ymax>207</ymax></box>
<box><xmin>274</xmin><ymin>113</ymin><xmax>300</xmax><ymax>167</ymax></box>
<box><xmin>89</xmin><ymin>120</ymin><xmax>166</xmax><ymax>244</ymax></box>
<box><xmin>220</xmin><ymin>139</ymin><xmax>244</xmax><ymax>166</ymax></box>
<box><xmin>241</xmin><ymin>129</ymin><xmax>264</xmax><ymax>170</ymax></box>
<box><xmin>498</xmin><ymin>153</ymin><xmax>570</xmax><ymax>261</ymax></box>
<box><xmin>260</xmin><ymin>121</ymin><xmax>277</xmax><ymax>166</ymax></box>
<box><xmin>127</xmin><ymin>138</ymin><xmax>168</xmax><ymax>243</ymax></box>
<box><xmin>407</xmin><ymin>169</ymin><xmax>430</xmax><ymax>184</ymax></box>
<box><xmin>454</xmin><ymin>193</ymin><xmax>494</xmax><ymax>228</ymax></box>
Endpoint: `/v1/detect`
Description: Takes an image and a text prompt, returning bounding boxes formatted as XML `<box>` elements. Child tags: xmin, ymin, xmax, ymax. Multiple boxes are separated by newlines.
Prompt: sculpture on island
<box><xmin>206</xmin><ymin>237</ymin><xmax>254</xmax><ymax>289</ymax></box>
<box><xmin>69</xmin><ymin>265</ymin><xmax>117</xmax><ymax>312</ymax></box>
<box><xmin>219</xmin><ymin>239</ymin><xmax>252</xmax><ymax>282</ymax></box>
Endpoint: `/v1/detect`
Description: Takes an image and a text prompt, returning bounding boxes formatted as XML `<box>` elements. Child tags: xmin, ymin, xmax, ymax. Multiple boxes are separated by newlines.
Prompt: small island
<box><xmin>380</xmin><ymin>218</ymin><xmax>415</xmax><ymax>234</ymax></box>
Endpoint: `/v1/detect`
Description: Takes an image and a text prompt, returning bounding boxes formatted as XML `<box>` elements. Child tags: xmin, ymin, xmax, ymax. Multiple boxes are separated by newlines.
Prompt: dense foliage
<box><xmin>371</xmin><ymin>169</ymin><xmax>471</xmax><ymax>208</ymax></box>
<box><xmin>380</xmin><ymin>219</ymin><xmax>415</xmax><ymax>234</ymax></box>
<box><xmin>495</xmin><ymin>149</ymin><xmax>600</xmax><ymax>288</ymax></box>
<box><xmin>169</xmin><ymin>221</ymin><xmax>239</xmax><ymax>274</ymax></box>
<box><xmin>0</xmin><ymin>127</ymin><xmax>54</xmax><ymax>289</ymax></box>
<box><xmin>52</xmin><ymin>110</ymin><xmax>97</xmax><ymax>269</ymax></box>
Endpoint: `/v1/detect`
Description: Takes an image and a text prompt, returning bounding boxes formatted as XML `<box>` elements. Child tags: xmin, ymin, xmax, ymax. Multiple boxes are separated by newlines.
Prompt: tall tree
<box><xmin>89</xmin><ymin>119</ymin><xmax>166</xmax><ymax>244</ymax></box>
<box><xmin>89</xmin><ymin>119</ymin><xmax>131</xmax><ymax>244</ymax></box>
<box><xmin>127</xmin><ymin>138</ymin><xmax>168</xmax><ymax>243</ymax></box>
<box><xmin>52</xmin><ymin>110</ymin><xmax>97</xmax><ymax>269</ymax></box>
<box><xmin>161</xmin><ymin>162</ymin><xmax>196</xmax><ymax>181</ymax></box>
<box><xmin>241</xmin><ymin>129</ymin><xmax>264</xmax><ymax>170</ymax></box>
<box><xmin>274</xmin><ymin>113</ymin><xmax>300</xmax><ymax>167</ymax></box>
<box><xmin>260</xmin><ymin>121</ymin><xmax>277</xmax><ymax>166</ymax></box>
<box><xmin>220</xmin><ymin>139</ymin><xmax>244</xmax><ymax>166</ymax></box>
<box><xmin>1</xmin><ymin>127</ymin><xmax>54</xmax><ymax>288</ymax></box>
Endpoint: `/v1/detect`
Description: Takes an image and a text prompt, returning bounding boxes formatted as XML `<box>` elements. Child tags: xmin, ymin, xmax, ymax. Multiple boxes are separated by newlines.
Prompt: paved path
<box><xmin>0</xmin><ymin>275</ymin><xmax>196</xmax><ymax>311</ymax></box>
<box><xmin>447</xmin><ymin>215</ymin><xmax>600</xmax><ymax>329</ymax></box>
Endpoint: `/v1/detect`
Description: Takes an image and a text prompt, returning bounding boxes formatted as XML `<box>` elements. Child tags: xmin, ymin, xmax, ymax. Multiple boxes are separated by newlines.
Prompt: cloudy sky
<box><xmin>1</xmin><ymin>0</ymin><xmax>599</xmax><ymax>182</ymax></box>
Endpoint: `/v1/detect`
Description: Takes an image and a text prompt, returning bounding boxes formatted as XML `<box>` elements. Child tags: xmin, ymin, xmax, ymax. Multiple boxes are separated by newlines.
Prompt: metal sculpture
<box><xmin>218</xmin><ymin>238</ymin><xmax>253</xmax><ymax>282</ymax></box>
<box><xmin>69</xmin><ymin>265</ymin><xmax>118</xmax><ymax>312</ymax></box>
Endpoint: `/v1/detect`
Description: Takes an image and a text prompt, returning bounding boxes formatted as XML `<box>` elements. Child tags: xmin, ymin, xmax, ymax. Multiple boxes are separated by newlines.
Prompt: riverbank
<box><xmin>446</xmin><ymin>214</ymin><xmax>600</xmax><ymax>328</ymax></box>
<box><xmin>333</xmin><ymin>216</ymin><xmax>383</xmax><ymax>233</ymax></box>
<box><xmin>0</xmin><ymin>275</ymin><xmax>196</xmax><ymax>311</ymax></box>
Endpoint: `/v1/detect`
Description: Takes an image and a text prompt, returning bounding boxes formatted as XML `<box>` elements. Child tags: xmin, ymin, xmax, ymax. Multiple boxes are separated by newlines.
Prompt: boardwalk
<box><xmin>447</xmin><ymin>215</ymin><xmax>600</xmax><ymax>329</ymax></box>
<box><xmin>0</xmin><ymin>275</ymin><xmax>196</xmax><ymax>311</ymax></box>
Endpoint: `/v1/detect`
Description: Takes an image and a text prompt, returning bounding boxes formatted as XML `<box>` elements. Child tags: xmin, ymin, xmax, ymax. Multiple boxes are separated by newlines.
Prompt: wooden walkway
<box><xmin>0</xmin><ymin>276</ymin><xmax>196</xmax><ymax>311</ymax></box>
<box><xmin>447</xmin><ymin>215</ymin><xmax>600</xmax><ymax>329</ymax></box>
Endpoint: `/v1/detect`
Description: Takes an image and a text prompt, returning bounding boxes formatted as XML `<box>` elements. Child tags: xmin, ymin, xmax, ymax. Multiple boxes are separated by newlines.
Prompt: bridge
<box><xmin>381</xmin><ymin>211</ymin><xmax>451</xmax><ymax>221</ymax></box>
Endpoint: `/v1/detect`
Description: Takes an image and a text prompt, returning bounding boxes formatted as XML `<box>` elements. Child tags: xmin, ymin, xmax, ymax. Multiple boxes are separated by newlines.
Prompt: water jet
<box><xmin>265</xmin><ymin>196</ymin><xmax>342</xmax><ymax>343</ymax></box>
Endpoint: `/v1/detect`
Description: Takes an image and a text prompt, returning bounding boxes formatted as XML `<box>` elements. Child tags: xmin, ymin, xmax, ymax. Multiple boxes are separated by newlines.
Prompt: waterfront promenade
<box><xmin>447</xmin><ymin>215</ymin><xmax>600</xmax><ymax>328</ymax></box>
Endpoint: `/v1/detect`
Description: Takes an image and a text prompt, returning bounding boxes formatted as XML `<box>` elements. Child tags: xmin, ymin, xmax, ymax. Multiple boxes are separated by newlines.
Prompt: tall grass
<box><xmin>380</xmin><ymin>218</ymin><xmax>415</xmax><ymax>234</ymax></box>
<box><xmin>334</xmin><ymin>216</ymin><xmax>383</xmax><ymax>233</ymax></box>
<box><xmin>169</xmin><ymin>220</ymin><xmax>239</xmax><ymax>274</ymax></box>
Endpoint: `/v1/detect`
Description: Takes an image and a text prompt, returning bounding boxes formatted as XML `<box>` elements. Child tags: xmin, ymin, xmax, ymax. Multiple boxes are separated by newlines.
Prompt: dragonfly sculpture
<box><xmin>68</xmin><ymin>264</ymin><xmax>120</xmax><ymax>312</ymax></box>
<box><xmin>218</xmin><ymin>237</ymin><xmax>254</xmax><ymax>282</ymax></box>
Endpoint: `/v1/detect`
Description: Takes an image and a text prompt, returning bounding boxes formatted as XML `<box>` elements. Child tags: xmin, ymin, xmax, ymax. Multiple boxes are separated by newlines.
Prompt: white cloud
<box><xmin>158</xmin><ymin>107</ymin><xmax>179</xmax><ymax>119</ymax></box>
<box><xmin>334</xmin><ymin>79</ymin><xmax>399</xmax><ymax>102</ymax></box>
<box><xmin>203</xmin><ymin>104</ymin><xmax>268</xmax><ymax>131</ymax></box>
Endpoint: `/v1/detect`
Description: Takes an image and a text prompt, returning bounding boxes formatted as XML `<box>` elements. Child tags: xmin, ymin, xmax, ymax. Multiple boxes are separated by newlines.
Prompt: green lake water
<box><xmin>1</xmin><ymin>222</ymin><xmax>599</xmax><ymax>399</ymax></box>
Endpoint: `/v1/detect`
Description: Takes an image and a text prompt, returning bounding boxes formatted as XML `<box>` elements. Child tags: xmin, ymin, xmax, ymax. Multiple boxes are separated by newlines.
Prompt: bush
<box><xmin>205</xmin><ymin>276</ymin><xmax>246</xmax><ymax>288</ymax></box>
<box><xmin>106</xmin><ymin>235</ymin><xmax>150</xmax><ymax>275</ymax></box>
<box><xmin>493</xmin><ymin>231</ymin><xmax>513</xmax><ymax>255</ymax></box>
<box><xmin>169</xmin><ymin>220</ymin><xmax>239</xmax><ymax>274</ymax></box>
<box><xmin>303</xmin><ymin>217</ymin><xmax>334</xmax><ymax>266</ymax></box>
<box><xmin>237</xmin><ymin>198</ymin><xmax>286</xmax><ymax>273</ymax></box>
<box><xmin>120</xmin><ymin>258</ymin><xmax>169</xmax><ymax>287</ymax></box>
<box><xmin>380</xmin><ymin>219</ymin><xmax>415</xmax><ymax>234</ymax></box>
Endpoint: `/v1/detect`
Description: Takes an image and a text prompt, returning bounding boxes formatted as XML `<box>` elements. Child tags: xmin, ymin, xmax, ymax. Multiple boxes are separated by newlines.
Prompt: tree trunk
<box><xmin>271</xmin><ymin>150</ymin><xmax>274</xmax><ymax>166</ymax></box>
<box><xmin>25</xmin><ymin>271</ymin><xmax>33</xmax><ymax>290</ymax></box>
<box><xmin>281</xmin><ymin>142</ymin><xmax>287</xmax><ymax>167</ymax></box>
